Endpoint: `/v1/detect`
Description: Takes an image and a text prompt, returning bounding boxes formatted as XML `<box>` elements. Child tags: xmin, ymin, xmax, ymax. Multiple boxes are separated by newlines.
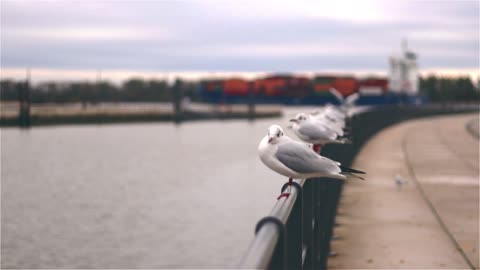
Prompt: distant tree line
<box><xmin>0</xmin><ymin>78</ymin><xmax>200</xmax><ymax>103</ymax></box>
<box><xmin>419</xmin><ymin>75</ymin><xmax>479</xmax><ymax>102</ymax></box>
<box><xmin>1</xmin><ymin>75</ymin><xmax>478</xmax><ymax>103</ymax></box>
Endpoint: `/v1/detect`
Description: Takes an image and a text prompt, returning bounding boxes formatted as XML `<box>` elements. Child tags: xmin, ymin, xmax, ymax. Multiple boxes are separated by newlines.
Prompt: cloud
<box><xmin>3</xmin><ymin>26</ymin><xmax>173</xmax><ymax>42</ymax></box>
<box><xmin>1</xmin><ymin>0</ymin><xmax>478</xmax><ymax>74</ymax></box>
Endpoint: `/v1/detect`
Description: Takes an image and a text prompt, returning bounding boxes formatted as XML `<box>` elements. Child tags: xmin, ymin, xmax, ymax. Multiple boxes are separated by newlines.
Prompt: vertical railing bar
<box><xmin>302</xmin><ymin>180</ymin><xmax>313</xmax><ymax>269</ymax></box>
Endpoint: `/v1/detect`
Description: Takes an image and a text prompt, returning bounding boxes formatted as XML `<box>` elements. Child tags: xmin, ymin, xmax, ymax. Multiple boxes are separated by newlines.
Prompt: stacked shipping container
<box><xmin>200</xmin><ymin>74</ymin><xmax>392</xmax><ymax>102</ymax></box>
<box><xmin>358</xmin><ymin>78</ymin><xmax>389</xmax><ymax>95</ymax></box>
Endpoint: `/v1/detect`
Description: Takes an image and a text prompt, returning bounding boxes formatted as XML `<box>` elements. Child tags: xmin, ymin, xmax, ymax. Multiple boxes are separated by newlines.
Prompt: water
<box><xmin>1</xmin><ymin>108</ymin><xmax>307</xmax><ymax>269</ymax></box>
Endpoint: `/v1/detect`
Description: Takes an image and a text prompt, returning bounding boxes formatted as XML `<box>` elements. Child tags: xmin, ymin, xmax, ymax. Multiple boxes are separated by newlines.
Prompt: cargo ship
<box><xmin>199</xmin><ymin>43</ymin><xmax>425</xmax><ymax>105</ymax></box>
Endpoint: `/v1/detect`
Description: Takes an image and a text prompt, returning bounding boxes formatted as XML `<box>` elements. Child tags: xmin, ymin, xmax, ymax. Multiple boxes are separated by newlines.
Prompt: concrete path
<box><xmin>329</xmin><ymin>113</ymin><xmax>479</xmax><ymax>269</ymax></box>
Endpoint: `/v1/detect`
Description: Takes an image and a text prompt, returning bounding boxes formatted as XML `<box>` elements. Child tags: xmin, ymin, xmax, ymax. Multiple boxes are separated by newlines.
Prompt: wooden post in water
<box><xmin>172</xmin><ymin>78</ymin><xmax>184</xmax><ymax>123</ymax></box>
<box><xmin>248</xmin><ymin>81</ymin><xmax>255</xmax><ymax>120</ymax></box>
<box><xmin>18</xmin><ymin>69</ymin><xmax>31</xmax><ymax>128</ymax></box>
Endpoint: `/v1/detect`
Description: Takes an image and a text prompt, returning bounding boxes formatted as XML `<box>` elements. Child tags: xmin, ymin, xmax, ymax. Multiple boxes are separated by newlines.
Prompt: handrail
<box><xmin>238</xmin><ymin>179</ymin><xmax>326</xmax><ymax>270</ymax></box>
<box><xmin>238</xmin><ymin>106</ymin><xmax>480</xmax><ymax>270</ymax></box>
<box><xmin>239</xmin><ymin>179</ymin><xmax>304</xmax><ymax>269</ymax></box>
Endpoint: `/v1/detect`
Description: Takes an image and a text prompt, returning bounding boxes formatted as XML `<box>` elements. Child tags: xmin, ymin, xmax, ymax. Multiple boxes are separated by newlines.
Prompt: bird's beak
<box><xmin>289</xmin><ymin>119</ymin><xmax>298</xmax><ymax>123</ymax></box>
<box><xmin>268</xmin><ymin>137</ymin><xmax>273</xmax><ymax>143</ymax></box>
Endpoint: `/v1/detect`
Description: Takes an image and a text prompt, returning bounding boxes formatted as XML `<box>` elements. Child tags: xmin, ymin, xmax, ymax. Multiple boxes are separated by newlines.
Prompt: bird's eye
<box><xmin>277</xmin><ymin>133</ymin><xmax>280</xmax><ymax>137</ymax></box>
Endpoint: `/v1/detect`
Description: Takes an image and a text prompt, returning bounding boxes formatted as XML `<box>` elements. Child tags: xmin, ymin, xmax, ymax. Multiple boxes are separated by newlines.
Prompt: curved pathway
<box><xmin>329</xmin><ymin>113</ymin><xmax>479</xmax><ymax>269</ymax></box>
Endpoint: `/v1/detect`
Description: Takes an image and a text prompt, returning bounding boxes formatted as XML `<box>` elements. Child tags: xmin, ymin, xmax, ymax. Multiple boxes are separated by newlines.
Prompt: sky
<box><xmin>1</xmin><ymin>0</ymin><xmax>479</xmax><ymax>83</ymax></box>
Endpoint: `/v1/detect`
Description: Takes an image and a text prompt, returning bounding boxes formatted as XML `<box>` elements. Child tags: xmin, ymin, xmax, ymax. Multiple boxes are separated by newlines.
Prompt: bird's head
<box><xmin>267</xmin><ymin>125</ymin><xmax>284</xmax><ymax>143</ymax></box>
<box><xmin>289</xmin><ymin>113</ymin><xmax>308</xmax><ymax>123</ymax></box>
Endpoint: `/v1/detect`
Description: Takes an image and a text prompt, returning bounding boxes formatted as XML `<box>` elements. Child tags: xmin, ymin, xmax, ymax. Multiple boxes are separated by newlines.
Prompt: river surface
<box><xmin>1</xmin><ymin>107</ymin><xmax>309</xmax><ymax>269</ymax></box>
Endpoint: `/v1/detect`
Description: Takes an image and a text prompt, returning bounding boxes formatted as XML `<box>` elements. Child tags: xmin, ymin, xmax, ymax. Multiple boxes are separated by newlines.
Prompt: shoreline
<box><xmin>0</xmin><ymin>102</ymin><xmax>282</xmax><ymax>127</ymax></box>
<box><xmin>0</xmin><ymin>111</ymin><xmax>282</xmax><ymax>127</ymax></box>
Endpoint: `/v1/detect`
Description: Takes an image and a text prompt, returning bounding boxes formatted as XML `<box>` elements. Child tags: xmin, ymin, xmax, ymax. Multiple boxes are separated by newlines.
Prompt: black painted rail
<box><xmin>238</xmin><ymin>178</ymin><xmax>342</xmax><ymax>270</ymax></box>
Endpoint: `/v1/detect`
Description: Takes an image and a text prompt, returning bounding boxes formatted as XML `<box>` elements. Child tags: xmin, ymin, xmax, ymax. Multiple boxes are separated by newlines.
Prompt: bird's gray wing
<box><xmin>299</xmin><ymin>122</ymin><xmax>336</xmax><ymax>140</ymax></box>
<box><xmin>275</xmin><ymin>140</ymin><xmax>338</xmax><ymax>174</ymax></box>
<box><xmin>319</xmin><ymin>155</ymin><xmax>341</xmax><ymax>166</ymax></box>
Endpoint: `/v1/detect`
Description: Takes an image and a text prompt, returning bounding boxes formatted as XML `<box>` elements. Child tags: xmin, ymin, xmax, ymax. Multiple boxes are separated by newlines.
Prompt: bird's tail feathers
<box><xmin>340</xmin><ymin>166</ymin><xmax>366</xmax><ymax>174</ymax></box>
<box><xmin>339</xmin><ymin>134</ymin><xmax>352</xmax><ymax>140</ymax></box>
<box><xmin>341</xmin><ymin>173</ymin><xmax>365</xmax><ymax>180</ymax></box>
<box><xmin>328</xmin><ymin>138</ymin><xmax>352</xmax><ymax>144</ymax></box>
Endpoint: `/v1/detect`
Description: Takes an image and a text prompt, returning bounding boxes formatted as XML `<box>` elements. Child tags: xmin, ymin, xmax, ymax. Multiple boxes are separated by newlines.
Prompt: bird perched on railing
<box><xmin>311</xmin><ymin>104</ymin><xmax>347</xmax><ymax>124</ymax></box>
<box><xmin>311</xmin><ymin>110</ymin><xmax>345</xmax><ymax>129</ymax></box>
<box><xmin>328</xmin><ymin>88</ymin><xmax>359</xmax><ymax>113</ymax></box>
<box><xmin>289</xmin><ymin>113</ymin><xmax>351</xmax><ymax>153</ymax></box>
<box><xmin>258</xmin><ymin>125</ymin><xmax>365</xmax><ymax>199</ymax></box>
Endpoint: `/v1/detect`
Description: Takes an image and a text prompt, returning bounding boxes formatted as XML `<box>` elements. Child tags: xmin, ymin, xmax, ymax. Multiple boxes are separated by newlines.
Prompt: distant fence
<box><xmin>238</xmin><ymin>104</ymin><xmax>479</xmax><ymax>270</ymax></box>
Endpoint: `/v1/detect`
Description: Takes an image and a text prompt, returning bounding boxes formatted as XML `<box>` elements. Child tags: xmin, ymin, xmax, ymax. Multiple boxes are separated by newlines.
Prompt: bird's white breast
<box><xmin>258</xmin><ymin>136</ymin><xmax>302</xmax><ymax>178</ymax></box>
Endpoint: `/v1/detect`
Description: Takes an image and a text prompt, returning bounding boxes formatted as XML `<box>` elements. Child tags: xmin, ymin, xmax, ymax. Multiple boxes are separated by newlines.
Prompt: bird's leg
<box><xmin>313</xmin><ymin>144</ymin><xmax>322</xmax><ymax>153</ymax></box>
<box><xmin>288</xmin><ymin>177</ymin><xmax>293</xmax><ymax>193</ymax></box>
<box><xmin>277</xmin><ymin>178</ymin><xmax>293</xmax><ymax>200</ymax></box>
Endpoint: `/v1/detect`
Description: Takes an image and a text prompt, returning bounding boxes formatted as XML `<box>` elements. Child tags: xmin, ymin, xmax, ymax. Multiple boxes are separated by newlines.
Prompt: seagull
<box><xmin>394</xmin><ymin>174</ymin><xmax>408</xmax><ymax>190</ymax></box>
<box><xmin>309</xmin><ymin>111</ymin><xmax>346</xmax><ymax>136</ymax></box>
<box><xmin>311</xmin><ymin>109</ymin><xmax>345</xmax><ymax>127</ymax></box>
<box><xmin>329</xmin><ymin>88</ymin><xmax>359</xmax><ymax>111</ymax></box>
<box><xmin>258</xmin><ymin>125</ymin><xmax>365</xmax><ymax>199</ymax></box>
<box><xmin>290</xmin><ymin>113</ymin><xmax>351</xmax><ymax>153</ymax></box>
<box><xmin>311</xmin><ymin>104</ymin><xmax>347</xmax><ymax>121</ymax></box>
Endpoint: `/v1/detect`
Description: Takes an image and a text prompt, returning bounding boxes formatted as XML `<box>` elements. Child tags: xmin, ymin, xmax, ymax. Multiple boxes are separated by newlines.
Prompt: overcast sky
<box><xmin>1</xmin><ymin>0</ymin><xmax>479</xmax><ymax>82</ymax></box>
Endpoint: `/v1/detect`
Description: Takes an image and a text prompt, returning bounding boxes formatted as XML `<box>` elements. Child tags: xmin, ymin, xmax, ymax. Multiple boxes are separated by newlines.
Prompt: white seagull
<box><xmin>309</xmin><ymin>111</ymin><xmax>346</xmax><ymax>136</ymax></box>
<box><xmin>258</xmin><ymin>125</ymin><xmax>365</xmax><ymax>199</ymax></box>
<box><xmin>290</xmin><ymin>113</ymin><xmax>350</xmax><ymax>145</ymax></box>
<box><xmin>290</xmin><ymin>113</ymin><xmax>350</xmax><ymax>153</ymax></box>
<box><xmin>314</xmin><ymin>104</ymin><xmax>347</xmax><ymax>122</ymax></box>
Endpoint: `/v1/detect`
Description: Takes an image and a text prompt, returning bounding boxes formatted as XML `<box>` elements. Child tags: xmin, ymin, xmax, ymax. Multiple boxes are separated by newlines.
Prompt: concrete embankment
<box><xmin>0</xmin><ymin>102</ymin><xmax>282</xmax><ymax>126</ymax></box>
<box><xmin>329</xmin><ymin>113</ymin><xmax>479</xmax><ymax>269</ymax></box>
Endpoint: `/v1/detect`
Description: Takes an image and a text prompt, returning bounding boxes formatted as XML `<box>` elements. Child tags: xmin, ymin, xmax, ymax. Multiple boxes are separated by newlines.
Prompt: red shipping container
<box><xmin>312</xmin><ymin>76</ymin><xmax>335</xmax><ymax>93</ymax></box>
<box><xmin>287</xmin><ymin>76</ymin><xmax>310</xmax><ymax>96</ymax></box>
<box><xmin>332</xmin><ymin>77</ymin><xmax>358</xmax><ymax>96</ymax></box>
<box><xmin>224</xmin><ymin>79</ymin><xmax>250</xmax><ymax>96</ymax></box>
<box><xmin>254</xmin><ymin>76</ymin><xmax>288</xmax><ymax>96</ymax></box>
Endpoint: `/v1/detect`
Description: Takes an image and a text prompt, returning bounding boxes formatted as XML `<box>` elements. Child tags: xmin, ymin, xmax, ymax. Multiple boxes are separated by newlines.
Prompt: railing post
<box><xmin>302</xmin><ymin>180</ymin><xmax>314</xmax><ymax>269</ymax></box>
<box><xmin>313</xmin><ymin>180</ymin><xmax>322</xmax><ymax>269</ymax></box>
<box><xmin>317</xmin><ymin>180</ymin><xmax>330</xmax><ymax>269</ymax></box>
<box><xmin>282</xmin><ymin>182</ymin><xmax>303</xmax><ymax>269</ymax></box>
<box><xmin>324</xmin><ymin>179</ymin><xmax>340</xmax><ymax>260</ymax></box>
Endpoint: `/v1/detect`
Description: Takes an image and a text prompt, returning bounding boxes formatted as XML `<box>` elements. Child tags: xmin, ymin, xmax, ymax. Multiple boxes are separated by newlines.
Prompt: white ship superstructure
<box><xmin>389</xmin><ymin>41</ymin><xmax>419</xmax><ymax>95</ymax></box>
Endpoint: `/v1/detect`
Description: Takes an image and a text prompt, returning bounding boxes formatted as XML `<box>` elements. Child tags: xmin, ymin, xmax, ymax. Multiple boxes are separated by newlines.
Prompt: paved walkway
<box><xmin>329</xmin><ymin>113</ymin><xmax>479</xmax><ymax>269</ymax></box>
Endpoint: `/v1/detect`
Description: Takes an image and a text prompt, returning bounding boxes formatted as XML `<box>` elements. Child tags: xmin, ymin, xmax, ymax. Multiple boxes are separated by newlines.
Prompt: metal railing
<box><xmin>239</xmin><ymin>105</ymin><xmax>479</xmax><ymax>270</ymax></box>
<box><xmin>239</xmin><ymin>178</ymin><xmax>342</xmax><ymax>270</ymax></box>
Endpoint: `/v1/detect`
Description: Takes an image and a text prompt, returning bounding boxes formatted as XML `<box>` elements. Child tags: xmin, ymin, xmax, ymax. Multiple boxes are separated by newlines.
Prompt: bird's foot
<box><xmin>277</xmin><ymin>192</ymin><xmax>290</xmax><ymax>200</ymax></box>
<box><xmin>313</xmin><ymin>144</ymin><xmax>322</xmax><ymax>153</ymax></box>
